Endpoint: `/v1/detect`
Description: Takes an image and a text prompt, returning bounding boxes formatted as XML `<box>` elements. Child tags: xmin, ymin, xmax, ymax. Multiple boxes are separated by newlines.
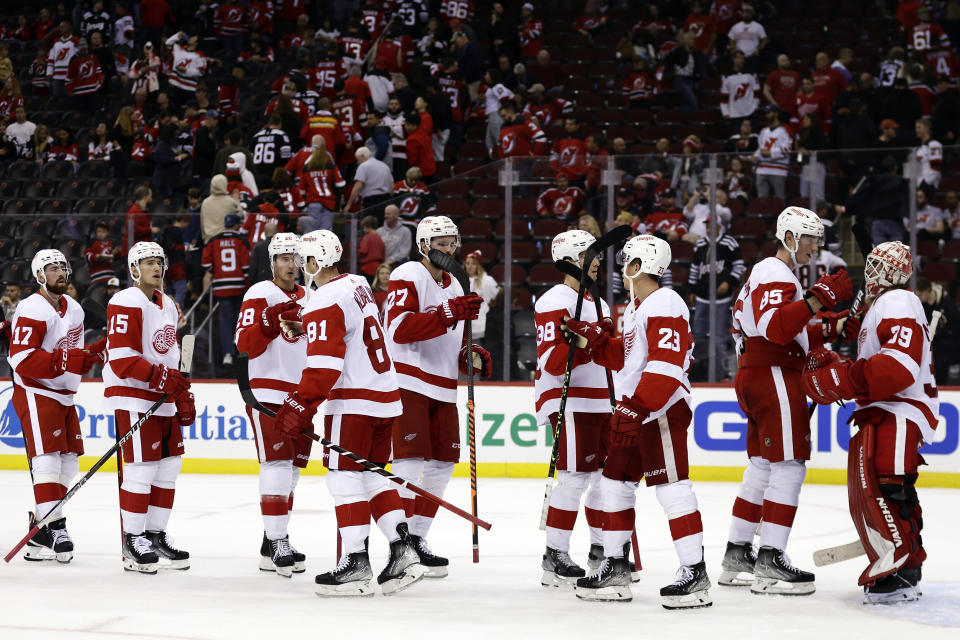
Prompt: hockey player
<box><xmin>8</xmin><ymin>250</ymin><xmax>100</xmax><ymax>563</ymax></box>
<box><xmin>534</xmin><ymin>230</ymin><xmax>609</xmax><ymax>587</ymax></box>
<box><xmin>234</xmin><ymin>232</ymin><xmax>309</xmax><ymax>577</ymax></box>
<box><xmin>721</xmin><ymin>207</ymin><xmax>852</xmax><ymax>595</ymax></box>
<box><xmin>566</xmin><ymin>235</ymin><xmax>711</xmax><ymax>609</ymax></box>
<box><xmin>273</xmin><ymin>230</ymin><xmax>423</xmax><ymax>596</ymax></box>
<box><xmin>384</xmin><ymin>216</ymin><xmax>486</xmax><ymax>577</ymax></box>
<box><xmin>803</xmin><ymin>241</ymin><xmax>936</xmax><ymax>604</ymax></box>
<box><xmin>104</xmin><ymin>242</ymin><xmax>194</xmax><ymax>573</ymax></box>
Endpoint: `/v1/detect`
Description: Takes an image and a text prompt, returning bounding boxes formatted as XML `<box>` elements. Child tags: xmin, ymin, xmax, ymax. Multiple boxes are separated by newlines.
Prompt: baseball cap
<box><xmin>762</xmin><ymin>103</ymin><xmax>779</xmax><ymax>113</ymax></box>
<box><xmin>880</xmin><ymin>118</ymin><xmax>900</xmax><ymax>129</ymax></box>
<box><xmin>529</xmin><ymin>83</ymin><xmax>545</xmax><ymax>93</ymax></box>
<box><xmin>522</xmin><ymin>2</ymin><xmax>535</xmax><ymax>11</ymax></box>
<box><xmin>224</xmin><ymin>213</ymin><xmax>242</xmax><ymax>227</ymax></box>
<box><xmin>106</xmin><ymin>276</ymin><xmax>120</xmax><ymax>287</ymax></box>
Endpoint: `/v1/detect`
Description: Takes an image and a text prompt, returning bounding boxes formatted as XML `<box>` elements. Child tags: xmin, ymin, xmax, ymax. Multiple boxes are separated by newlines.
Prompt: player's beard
<box><xmin>46</xmin><ymin>279</ymin><xmax>69</xmax><ymax>295</ymax></box>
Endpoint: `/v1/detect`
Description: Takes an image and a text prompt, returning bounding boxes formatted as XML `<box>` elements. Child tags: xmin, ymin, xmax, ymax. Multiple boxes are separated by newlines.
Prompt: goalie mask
<box><xmin>268</xmin><ymin>232</ymin><xmax>302</xmax><ymax>277</ymax></box>
<box><xmin>127</xmin><ymin>242</ymin><xmax>167</xmax><ymax>286</ymax></box>
<box><xmin>864</xmin><ymin>241</ymin><xmax>913</xmax><ymax>300</ymax></box>
<box><xmin>31</xmin><ymin>249</ymin><xmax>71</xmax><ymax>291</ymax></box>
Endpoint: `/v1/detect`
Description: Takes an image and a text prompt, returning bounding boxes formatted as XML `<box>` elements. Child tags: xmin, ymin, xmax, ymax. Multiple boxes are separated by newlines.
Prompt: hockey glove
<box><xmin>459</xmin><ymin>344</ymin><xmax>492</xmax><ymax>378</ymax></box>
<box><xmin>261</xmin><ymin>301</ymin><xmax>301</xmax><ymax>338</ymax></box>
<box><xmin>802</xmin><ymin>347</ymin><xmax>862</xmax><ymax>404</ymax></box>
<box><xmin>562</xmin><ymin>318</ymin><xmax>613</xmax><ymax>351</ymax></box>
<box><xmin>148</xmin><ymin>365</ymin><xmax>191</xmax><ymax>399</ymax></box>
<box><xmin>176</xmin><ymin>392</ymin><xmax>196</xmax><ymax>427</ymax></box>
<box><xmin>806</xmin><ymin>268</ymin><xmax>852</xmax><ymax>310</ymax></box>
<box><xmin>821</xmin><ymin>310</ymin><xmax>862</xmax><ymax>344</ymax></box>
<box><xmin>275</xmin><ymin>392</ymin><xmax>315</xmax><ymax>439</ymax></box>
<box><xmin>436</xmin><ymin>293</ymin><xmax>482</xmax><ymax>327</ymax></box>
<box><xmin>87</xmin><ymin>337</ymin><xmax>108</xmax><ymax>365</ymax></box>
<box><xmin>609</xmin><ymin>398</ymin><xmax>649</xmax><ymax>448</ymax></box>
<box><xmin>52</xmin><ymin>348</ymin><xmax>99</xmax><ymax>376</ymax></box>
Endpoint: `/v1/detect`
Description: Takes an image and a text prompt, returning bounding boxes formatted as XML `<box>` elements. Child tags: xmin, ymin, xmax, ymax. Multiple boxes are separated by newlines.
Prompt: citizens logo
<box><xmin>152</xmin><ymin>325</ymin><xmax>178</xmax><ymax>354</ymax></box>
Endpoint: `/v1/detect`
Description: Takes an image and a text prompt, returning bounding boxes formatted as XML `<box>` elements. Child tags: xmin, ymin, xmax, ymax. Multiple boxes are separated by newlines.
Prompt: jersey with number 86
<box><xmin>297</xmin><ymin>274</ymin><xmax>402</xmax><ymax>418</ymax></box>
<box><xmin>614</xmin><ymin>287</ymin><xmax>693</xmax><ymax>420</ymax></box>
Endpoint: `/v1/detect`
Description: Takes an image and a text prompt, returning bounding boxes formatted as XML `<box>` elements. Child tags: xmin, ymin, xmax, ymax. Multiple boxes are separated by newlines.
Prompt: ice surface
<box><xmin>0</xmin><ymin>471</ymin><xmax>957</xmax><ymax>640</ymax></box>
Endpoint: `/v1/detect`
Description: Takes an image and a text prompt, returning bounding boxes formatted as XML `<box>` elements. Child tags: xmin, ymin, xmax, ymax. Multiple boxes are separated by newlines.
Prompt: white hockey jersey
<box><xmin>103</xmin><ymin>287</ymin><xmax>181</xmax><ymax>417</ymax></box>
<box><xmin>720</xmin><ymin>72</ymin><xmax>760</xmax><ymax>118</ymax></box>
<box><xmin>234</xmin><ymin>280</ymin><xmax>307</xmax><ymax>405</ymax></box>
<box><xmin>165</xmin><ymin>36</ymin><xmax>209</xmax><ymax>92</ymax></box>
<box><xmin>385</xmin><ymin>260</ymin><xmax>465</xmax><ymax>403</ymax></box>
<box><xmin>754</xmin><ymin>125</ymin><xmax>792</xmax><ymax>177</ymax></box>
<box><xmin>534</xmin><ymin>284</ymin><xmax>612</xmax><ymax>424</ymax></box>
<box><xmin>7</xmin><ymin>293</ymin><xmax>85</xmax><ymax>405</ymax></box>
<box><xmin>299</xmin><ymin>274</ymin><xmax>402</xmax><ymax>418</ymax></box>
<box><xmin>733</xmin><ymin>256</ymin><xmax>809</xmax><ymax>355</ymax></box>
<box><xmin>915</xmin><ymin>140</ymin><xmax>943</xmax><ymax>187</ymax></box>
<box><xmin>47</xmin><ymin>37</ymin><xmax>78</xmax><ymax>81</ymax></box>
<box><xmin>614</xmin><ymin>287</ymin><xmax>692</xmax><ymax>419</ymax></box>
<box><xmin>855</xmin><ymin>289</ymin><xmax>939</xmax><ymax>442</ymax></box>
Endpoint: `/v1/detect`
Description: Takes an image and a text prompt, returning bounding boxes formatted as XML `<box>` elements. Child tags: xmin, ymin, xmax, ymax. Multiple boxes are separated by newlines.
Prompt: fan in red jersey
<box><xmin>536</xmin><ymin>174</ymin><xmax>586</xmax><ymax>222</ymax></box>
<box><xmin>202</xmin><ymin>213</ymin><xmax>251</xmax><ymax>368</ymax></box>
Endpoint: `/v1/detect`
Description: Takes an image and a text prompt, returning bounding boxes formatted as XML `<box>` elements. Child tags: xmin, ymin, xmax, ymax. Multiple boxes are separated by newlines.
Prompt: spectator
<box><xmin>647</xmin><ymin>188</ymin><xmax>688</xmax><ymax>242</ymax></box>
<box><xmin>880</xmin><ymin>77</ymin><xmax>923</xmax><ymax>128</ymax></box>
<box><xmin>227</xmin><ymin>151</ymin><xmax>259</xmax><ymax>196</ymax></box>
<box><xmin>364</xmin><ymin>110</ymin><xmax>393</xmax><ymax>163</ymax></box>
<box><xmin>875</xmin><ymin>118</ymin><xmax>909</xmax><ymax>160</ymax></box>
<box><xmin>83</xmin><ymin>221</ymin><xmax>118</xmax><ymax>286</ymax></box>
<box><xmin>832</xmin><ymin>48</ymin><xmax>854</xmax><ymax>83</ymax></box>
<box><xmin>683</xmin><ymin>187</ymin><xmax>733</xmax><ymax>242</ymax></box>
<box><xmin>523</xmin><ymin>83</ymin><xmax>573</xmax><ymax>128</ymax></box>
<box><xmin>201</xmin><ymin>213</ymin><xmax>250</xmax><ymax>367</ymax></box>
<box><xmin>450</xmin><ymin>30</ymin><xmax>483</xmax><ymax>100</ymax></box>
<box><xmin>50</xmin><ymin>128</ymin><xmax>79</xmax><ymax>164</ymax></box>
<box><xmin>846</xmin><ymin>156</ymin><xmax>909</xmax><ymax>245</ymax></box>
<box><xmin>371</xmin><ymin>263</ymin><xmax>392</xmax><ymax>320</ymax></box>
<box><xmin>344</xmin><ymin>146</ymin><xmax>395</xmax><ymax>224</ymax></box>
<box><xmin>376</xmin><ymin>205</ymin><xmax>412</xmax><ymax>266</ymax></box>
<box><xmin>358</xmin><ymin>215</ymin><xmax>386</xmax><ymax>281</ymax></box>
<box><xmin>812</xmin><ymin>51</ymin><xmax>848</xmax><ymax>108</ymax></box>
<box><xmin>673</xmin><ymin>135</ymin><xmax>705</xmax><ymax>198</ymax></box>
<box><xmin>796</xmin><ymin>113</ymin><xmax>828</xmax><ymax>200</ymax></box>
<box><xmin>482</xmin><ymin>71</ymin><xmax>515</xmax><ymax>157</ymax></box>
<box><xmin>1</xmin><ymin>282</ymin><xmax>22</xmax><ymax>322</ymax></box>
<box><xmin>720</xmin><ymin>51</ymin><xmax>759</xmax><ymax>121</ymax></box>
<box><xmin>640</xmin><ymin>137</ymin><xmax>674</xmax><ymax>176</ymax></box>
<box><xmin>576</xmin><ymin>213</ymin><xmax>602</xmax><ymax>238</ymax></box>
<box><xmin>527</xmin><ymin>49</ymin><xmax>563</xmax><ymax>90</ymax></box>
<box><xmin>0</xmin><ymin>44</ymin><xmax>12</xmax><ymax>87</ymax></box>
<box><xmin>944</xmin><ymin>191</ymin><xmax>960</xmax><ymax>237</ymax></box>
<box><xmin>726</xmin><ymin>118</ymin><xmax>759</xmax><ymax>153</ymax></box>
<box><xmin>0</xmin><ymin>122</ymin><xmax>19</xmax><ymax>165</ymax></box>
<box><xmin>916</xmin><ymin>277</ymin><xmax>959</xmax><ymax>384</ymax></box>
<box><xmin>201</xmin><ymin>174</ymin><xmax>243</xmax><ymax>243</ymax></box>
<box><xmin>47</xmin><ymin>21</ymin><xmax>78</xmax><ymax>96</ymax></box>
<box><xmin>574</xmin><ymin>1</ymin><xmax>607</xmax><ymax>38</ymax></box>
<box><xmin>184</xmin><ymin>187</ymin><xmax>203</xmax><ymax>245</ymax></box>
<box><xmin>193</xmin><ymin>109</ymin><xmax>222</xmax><ymax>187</ymax></box>
<box><xmin>487</xmin><ymin>3</ymin><xmax>518</xmax><ymax>62</ymax></box>
<box><xmin>664</xmin><ymin>31</ymin><xmax>701</xmax><ymax>114</ymax></box>
<box><xmin>124</xmin><ymin>185</ymin><xmax>154</xmax><ymax>256</ymax></box>
<box><xmin>248</xmin><ymin>221</ymin><xmax>278</xmax><ymax>285</ymax></box>
<box><xmin>165</xmin><ymin>31</ymin><xmax>217</xmax><ymax>107</ymax></box>
<box><xmin>583</xmin><ymin>134</ymin><xmax>610</xmax><ymax>206</ymax></box>
<box><xmin>129</xmin><ymin>41</ymin><xmax>161</xmax><ymax>97</ymax></box>
<box><xmin>65</xmin><ymin>37</ymin><xmax>103</xmax><ymax>110</ymax></box>
<box><xmin>684</xmin><ymin>1</ymin><xmax>717</xmax><ymax>62</ymax></box>
<box><xmin>727</xmin><ymin>4</ymin><xmax>767</xmax><ymax>67</ymax></box>
<box><xmin>31</xmin><ymin>124</ymin><xmax>53</xmax><ymax>164</ymax></box>
<box><xmin>763</xmin><ymin>54</ymin><xmax>799</xmax><ymax>115</ymax></box>
<box><xmin>6</xmin><ymin>105</ymin><xmax>36</xmax><ymax>158</ymax></box>
<box><xmin>753</xmin><ymin>105</ymin><xmax>792</xmax><ymax>199</ymax></box>
<box><xmin>297</xmin><ymin>142</ymin><xmax>345</xmax><ymax>232</ymax></box>
<box><xmin>161</xmin><ymin>214</ymin><xmax>191</xmax><ymax>307</ymax></box>
<box><xmin>111</xmin><ymin>106</ymin><xmax>136</xmax><ymax>178</ymax></box>
<box><xmin>216</xmin><ymin>0</ymin><xmax>249</xmax><ymax>57</ymax></box>
<box><xmin>393</xmin><ymin>167</ymin><xmax>434</xmax><ymax>221</ymax></box>
<box><xmin>88</xmin><ymin>122</ymin><xmax>113</xmax><ymax>161</ymax></box>
<box><xmin>465</xmin><ymin>250</ymin><xmax>500</xmax><ymax>342</ymax></box>
<box><xmin>622</xmin><ymin>57</ymin><xmax>654</xmax><ymax>106</ymax></box>
<box><xmin>152</xmin><ymin>124</ymin><xmax>187</xmax><ymax>198</ymax></box>
<box><xmin>29</xmin><ymin>43</ymin><xmax>52</xmax><ymax>98</ymax></box>
<box><xmin>687</xmin><ymin>227</ymin><xmax>745</xmax><ymax>381</ymax></box>
<box><xmin>931</xmin><ymin>75</ymin><xmax>959</xmax><ymax>145</ymax></box>
<box><xmin>0</xmin><ymin>76</ymin><xmax>23</xmax><ymax>122</ymax></box>
<box><xmin>518</xmin><ymin>3</ymin><xmax>543</xmax><ymax>60</ymax></box>
<box><xmin>550</xmin><ymin>117</ymin><xmax>588</xmax><ymax>181</ymax></box>
<box><xmin>140</xmin><ymin>0</ymin><xmax>176</xmax><ymax>49</ymax></box>
<box><xmin>382</xmin><ymin>96</ymin><xmax>408</xmax><ymax>177</ymax></box>
<box><xmin>914</xmin><ymin>117</ymin><xmax>942</xmax><ymax>198</ymax></box>
<box><xmin>793</xmin><ymin>76</ymin><xmax>831</xmax><ymax>132</ymax></box>
<box><xmin>612</xmin><ymin>137</ymin><xmax>640</xmax><ymax>179</ymax></box>
<box><xmin>272</xmin><ymin>166</ymin><xmax>305</xmax><ymax>215</ymax></box>
<box><xmin>913</xmin><ymin>188</ymin><xmax>947</xmax><ymax>243</ymax></box>
<box><xmin>537</xmin><ymin>174</ymin><xmax>586</xmax><ymax>222</ymax></box>
<box><xmin>214</xmin><ymin>129</ymin><xmax>253</xmax><ymax>176</ymax></box>
<box><xmin>80</xmin><ymin>1</ymin><xmax>112</xmax><ymax>42</ymax></box>
<box><xmin>497</xmin><ymin>101</ymin><xmax>547</xmax><ymax>160</ymax></box>
<box><xmin>301</xmin><ymin>96</ymin><xmax>348</xmax><ymax>161</ymax></box>
<box><xmin>404</xmin><ymin>111</ymin><xmax>436</xmax><ymax>181</ymax></box>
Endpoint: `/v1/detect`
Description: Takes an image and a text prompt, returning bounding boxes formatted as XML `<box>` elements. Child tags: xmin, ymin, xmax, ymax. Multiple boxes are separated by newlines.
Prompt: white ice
<box><xmin>0</xmin><ymin>471</ymin><xmax>957</xmax><ymax>640</ymax></box>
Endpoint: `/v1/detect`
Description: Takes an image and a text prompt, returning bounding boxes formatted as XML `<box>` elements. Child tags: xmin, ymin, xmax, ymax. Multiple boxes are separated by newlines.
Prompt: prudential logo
<box><xmin>0</xmin><ymin>385</ymin><xmax>24</xmax><ymax>448</ymax></box>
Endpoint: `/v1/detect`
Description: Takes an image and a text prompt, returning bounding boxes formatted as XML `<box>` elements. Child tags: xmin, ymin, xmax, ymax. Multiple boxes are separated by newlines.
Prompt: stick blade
<box><xmin>813</xmin><ymin>540</ymin><xmax>865</xmax><ymax>567</ymax></box>
<box><xmin>553</xmin><ymin>259</ymin><xmax>596</xmax><ymax>287</ymax></box>
<box><xmin>851</xmin><ymin>221</ymin><xmax>873</xmax><ymax>261</ymax></box>
<box><xmin>427</xmin><ymin>248</ymin><xmax>469</xmax><ymax>292</ymax></box>
<box><xmin>179</xmin><ymin>334</ymin><xmax>196</xmax><ymax>375</ymax></box>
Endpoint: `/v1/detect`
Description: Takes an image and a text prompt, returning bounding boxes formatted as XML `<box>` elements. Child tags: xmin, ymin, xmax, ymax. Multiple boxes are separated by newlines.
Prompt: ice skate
<box><xmin>541</xmin><ymin>547</ymin><xmax>586</xmax><ymax>588</ymax></box>
<box><xmin>750</xmin><ymin>546</ymin><xmax>815</xmax><ymax>595</ymax></box>
<box><xmin>315</xmin><ymin>551</ymin><xmax>375</xmax><ymax>597</ymax></box>
<box><xmin>259</xmin><ymin>535</ymin><xmax>296</xmax><ymax>577</ymax></box>
<box><xmin>660</xmin><ymin>561</ymin><xmax>712</xmax><ymax>609</ymax></box>
<box><xmin>122</xmin><ymin>533</ymin><xmax>159</xmax><ymax>574</ymax></box>
<box><xmin>47</xmin><ymin>517</ymin><xmax>74</xmax><ymax>563</ymax></box>
<box><xmin>586</xmin><ymin>543</ymin><xmax>640</xmax><ymax>583</ymax></box>
<box><xmin>146</xmin><ymin>530</ymin><xmax>190</xmax><ymax>570</ymax></box>
<box><xmin>719</xmin><ymin>541</ymin><xmax>757</xmax><ymax>587</ymax></box>
<box><xmin>377</xmin><ymin>525</ymin><xmax>425</xmax><ymax>596</ymax></box>
<box><xmin>574</xmin><ymin>557</ymin><xmax>633</xmax><ymax>602</ymax></box>
<box><xmin>23</xmin><ymin>512</ymin><xmax>65</xmax><ymax>563</ymax></box>
<box><xmin>863</xmin><ymin>568</ymin><xmax>922</xmax><ymax>605</ymax></box>
<box><xmin>407</xmin><ymin>534</ymin><xmax>449</xmax><ymax>578</ymax></box>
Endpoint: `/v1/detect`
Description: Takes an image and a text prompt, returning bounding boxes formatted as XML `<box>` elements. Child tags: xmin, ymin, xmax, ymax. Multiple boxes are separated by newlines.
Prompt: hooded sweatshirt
<box><xmin>227</xmin><ymin>151</ymin><xmax>259</xmax><ymax>196</ymax></box>
<box><xmin>201</xmin><ymin>174</ymin><xmax>243</xmax><ymax>243</ymax></box>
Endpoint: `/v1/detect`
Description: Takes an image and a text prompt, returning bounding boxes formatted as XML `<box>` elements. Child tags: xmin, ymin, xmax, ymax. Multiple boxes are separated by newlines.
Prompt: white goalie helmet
<box><xmin>864</xmin><ymin>241</ymin><xmax>913</xmax><ymax>299</ymax></box>
<box><xmin>551</xmin><ymin>229</ymin><xmax>596</xmax><ymax>263</ymax></box>
<box><xmin>298</xmin><ymin>230</ymin><xmax>342</xmax><ymax>279</ymax></box>
<box><xmin>268</xmin><ymin>232</ymin><xmax>302</xmax><ymax>275</ymax></box>
<box><xmin>775</xmin><ymin>206</ymin><xmax>824</xmax><ymax>264</ymax></box>
<box><xmin>31</xmin><ymin>249</ymin><xmax>71</xmax><ymax>287</ymax></box>
<box><xmin>128</xmin><ymin>241</ymin><xmax>167</xmax><ymax>285</ymax></box>
<box><xmin>415</xmin><ymin>215</ymin><xmax>460</xmax><ymax>259</ymax></box>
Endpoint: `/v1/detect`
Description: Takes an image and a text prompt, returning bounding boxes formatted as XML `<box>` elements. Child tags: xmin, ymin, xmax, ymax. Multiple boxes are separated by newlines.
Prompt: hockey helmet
<box><xmin>864</xmin><ymin>241</ymin><xmax>913</xmax><ymax>299</ymax></box>
<box><xmin>415</xmin><ymin>216</ymin><xmax>459</xmax><ymax>259</ymax></box>
<box><xmin>551</xmin><ymin>229</ymin><xmax>596</xmax><ymax>263</ymax></box>
<box><xmin>31</xmin><ymin>249</ymin><xmax>71</xmax><ymax>287</ymax></box>
<box><xmin>268</xmin><ymin>232</ymin><xmax>302</xmax><ymax>276</ymax></box>
<box><xmin>617</xmin><ymin>234</ymin><xmax>671</xmax><ymax>299</ymax></box>
<box><xmin>128</xmin><ymin>241</ymin><xmax>168</xmax><ymax>285</ymax></box>
<box><xmin>298</xmin><ymin>230</ymin><xmax>342</xmax><ymax>280</ymax></box>
<box><xmin>775</xmin><ymin>206</ymin><xmax>824</xmax><ymax>265</ymax></box>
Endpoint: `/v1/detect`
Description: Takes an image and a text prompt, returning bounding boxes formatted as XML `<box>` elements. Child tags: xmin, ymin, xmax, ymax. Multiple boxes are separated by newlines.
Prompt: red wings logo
<box><xmin>56</xmin><ymin>324</ymin><xmax>84</xmax><ymax>351</ymax></box>
<box><xmin>152</xmin><ymin>325</ymin><xmax>178</xmax><ymax>354</ymax></box>
<box><xmin>623</xmin><ymin>328</ymin><xmax>636</xmax><ymax>357</ymax></box>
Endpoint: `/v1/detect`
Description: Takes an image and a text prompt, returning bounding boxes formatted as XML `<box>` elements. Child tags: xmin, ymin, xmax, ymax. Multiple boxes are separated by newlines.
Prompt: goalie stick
<box><xmin>235</xmin><ymin>352</ymin><xmax>492</xmax><ymax>532</ymax></box>
<box><xmin>4</xmin><ymin>335</ymin><xmax>196</xmax><ymax>563</ymax></box>
<box><xmin>426</xmin><ymin>248</ymin><xmax>481</xmax><ymax>563</ymax></box>
<box><xmin>539</xmin><ymin>225</ymin><xmax>631</xmax><ymax>530</ymax></box>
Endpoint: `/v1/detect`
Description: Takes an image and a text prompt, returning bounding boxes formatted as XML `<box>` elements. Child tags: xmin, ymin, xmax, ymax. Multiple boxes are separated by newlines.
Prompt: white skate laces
<box><xmin>50</xmin><ymin>528</ymin><xmax>71</xmax><ymax>547</ymax></box>
<box><xmin>274</xmin><ymin>537</ymin><xmax>292</xmax><ymax>560</ymax></box>
<box><xmin>334</xmin><ymin>552</ymin><xmax>353</xmax><ymax>572</ymax></box>
<box><xmin>556</xmin><ymin>550</ymin><xmax>577</xmax><ymax>568</ymax></box>
<box><xmin>671</xmin><ymin>565</ymin><xmax>695</xmax><ymax>585</ymax></box>
<box><xmin>131</xmin><ymin>535</ymin><xmax>154</xmax><ymax>555</ymax></box>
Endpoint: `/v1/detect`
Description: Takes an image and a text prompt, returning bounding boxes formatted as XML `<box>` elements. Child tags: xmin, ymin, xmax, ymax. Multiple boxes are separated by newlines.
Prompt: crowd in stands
<box><xmin>0</xmin><ymin>0</ymin><xmax>959</xmax><ymax>380</ymax></box>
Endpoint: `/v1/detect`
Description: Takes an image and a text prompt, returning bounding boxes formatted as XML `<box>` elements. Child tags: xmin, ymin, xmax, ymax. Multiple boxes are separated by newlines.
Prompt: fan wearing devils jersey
<box><xmin>234</xmin><ymin>232</ymin><xmax>310</xmax><ymax>577</ymax></box>
<box><xmin>394</xmin><ymin>167</ymin><xmax>434</xmax><ymax>220</ymax></box>
<box><xmin>497</xmin><ymin>102</ymin><xmax>548</xmax><ymax>159</ymax></box>
<box><xmin>314</xmin><ymin>50</ymin><xmax>347</xmax><ymax>100</ymax></box>
<box><xmin>104</xmin><ymin>242</ymin><xmax>194</xmax><ymax>573</ymax></box>
<box><xmin>332</xmin><ymin>78</ymin><xmax>366</xmax><ymax>162</ymax></box>
<box><xmin>296</xmin><ymin>142</ymin><xmax>346</xmax><ymax>232</ymax></box>
<box><xmin>360</xmin><ymin>1</ymin><xmax>387</xmax><ymax>40</ymax></box>
<box><xmin>722</xmin><ymin>207</ymin><xmax>852</xmax><ymax>595</ymax></box>
<box><xmin>534</xmin><ymin>231</ymin><xmax>611</xmax><ymax>588</ymax></box>
<box><xmin>537</xmin><ymin>175</ymin><xmax>586</xmax><ymax>222</ymax></box>
<box><xmin>202</xmin><ymin>216</ymin><xmax>251</xmax><ymax>367</ymax></box>
<box><xmin>908</xmin><ymin>8</ymin><xmax>951</xmax><ymax>52</ymax></box>
<box><xmin>550</xmin><ymin>117</ymin><xmax>588</xmax><ymax>181</ymax></box>
<box><xmin>273</xmin><ymin>230</ymin><xmax>424</xmax><ymax>596</ymax></box>
<box><xmin>251</xmin><ymin>115</ymin><xmax>293</xmax><ymax>188</ymax></box>
<box><xmin>440</xmin><ymin>0</ymin><xmax>474</xmax><ymax>29</ymax></box>
<box><xmin>519</xmin><ymin>5</ymin><xmax>543</xmax><ymax>59</ymax></box>
<box><xmin>384</xmin><ymin>216</ymin><xmax>485</xmax><ymax>577</ymax></box>
<box><xmin>622</xmin><ymin>58</ymin><xmax>654</xmax><ymax>105</ymax></box>
<box><xmin>8</xmin><ymin>250</ymin><xmax>100</xmax><ymax>564</ymax></box>
<box><xmin>523</xmin><ymin>84</ymin><xmax>573</xmax><ymax>128</ymax></box>
<box><xmin>338</xmin><ymin>22</ymin><xmax>371</xmax><ymax>65</ymax></box>
<box><xmin>567</xmin><ymin>235</ymin><xmax>711</xmax><ymax>608</ymax></box>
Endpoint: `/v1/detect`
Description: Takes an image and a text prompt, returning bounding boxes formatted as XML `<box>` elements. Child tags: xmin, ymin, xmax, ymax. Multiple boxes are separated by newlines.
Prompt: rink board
<box><xmin>1</xmin><ymin>379</ymin><xmax>958</xmax><ymax>486</ymax></box>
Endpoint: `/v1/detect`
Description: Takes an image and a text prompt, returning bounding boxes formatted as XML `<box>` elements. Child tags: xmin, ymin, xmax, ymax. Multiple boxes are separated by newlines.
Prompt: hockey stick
<box><xmin>235</xmin><ymin>353</ymin><xmax>492</xmax><ymax>532</ymax></box>
<box><xmin>4</xmin><ymin>335</ymin><xmax>196</xmax><ymax>563</ymax></box>
<box><xmin>813</xmin><ymin>306</ymin><xmax>943</xmax><ymax>568</ymax></box>
<box><xmin>426</xmin><ymin>248</ymin><xmax>480</xmax><ymax>563</ymax></box>
<box><xmin>539</xmin><ymin>225</ymin><xmax>632</xmax><ymax>530</ymax></box>
<box><xmin>554</xmin><ymin>258</ymin><xmax>642</xmax><ymax>571</ymax></box>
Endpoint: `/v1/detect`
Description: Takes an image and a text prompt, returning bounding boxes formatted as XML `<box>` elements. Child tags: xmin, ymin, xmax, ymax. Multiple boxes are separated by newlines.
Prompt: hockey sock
<box><xmin>288</xmin><ymin>466</ymin><xmax>300</xmax><ymax>515</ymax></box>
<box><xmin>409</xmin><ymin>460</ymin><xmax>454</xmax><ymax>538</ymax></box>
<box><xmin>328</xmin><ymin>471</ymin><xmax>370</xmax><ymax>553</ymax></box>
<box><xmin>601</xmin><ymin>475</ymin><xmax>637</xmax><ymax>558</ymax></box>
<box><xmin>31</xmin><ymin>453</ymin><xmax>66</xmax><ymax>521</ymax></box>
<box><xmin>391</xmin><ymin>458</ymin><xmax>425</xmax><ymax>518</ymax></box>
<box><xmin>120</xmin><ymin>461</ymin><xmax>159</xmax><ymax>535</ymax></box>
<box><xmin>584</xmin><ymin>470</ymin><xmax>604</xmax><ymax>546</ymax></box>
<box><xmin>656</xmin><ymin>480</ymin><xmax>704</xmax><ymax>566</ymax></box>
<box><xmin>546</xmin><ymin>470</ymin><xmax>591</xmax><ymax>553</ymax></box>
<box><xmin>728</xmin><ymin>456</ymin><xmax>771</xmax><ymax>544</ymax></box>
<box><xmin>145</xmin><ymin>456</ymin><xmax>181</xmax><ymax>532</ymax></box>
<box><xmin>758</xmin><ymin>459</ymin><xmax>806</xmax><ymax>551</ymax></box>
<box><xmin>58</xmin><ymin>452</ymin><xmax>78</xmax><ymax>493</ymax></box>
<box><xmin>365</xmin><ymin>473</ymin><xmax>405</xmax><ymax>543</ymax></box>
<box><xmin>260</xmin><ymin>460</ymin><xmax>294</xmax><ymax>540</ymax></box>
